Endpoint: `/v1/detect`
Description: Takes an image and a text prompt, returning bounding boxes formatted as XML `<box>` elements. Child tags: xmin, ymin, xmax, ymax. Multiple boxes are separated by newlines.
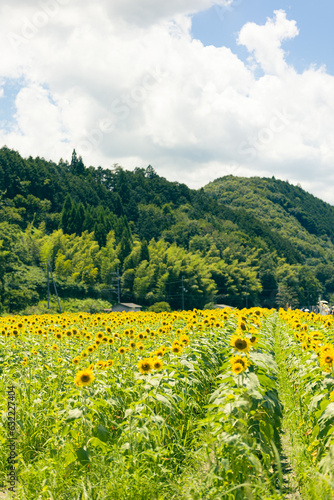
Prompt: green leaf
<box><xmin>63</xmin><ymin>450</ymin><xmax>77</xmax><ymax>467</ymax></box>
<box><xmin>96</xmin><ymin>424</ymin><xmax>110</xmax><ymax>442</ymax></box>
<box><xmin>318</xmin><ymin>402</ymin><xmax>334</xmax><ymax>435</ymax></box>
<box><xmin>156</xmin><ymin>393</ymin><xmax>173</xmax><ymax>408</ymax></box>
<box><xmin>76</xmin><ymin>447</ymin><xmax>90</xmax><ymax>465</ymax></box>
<box><xmin>88</xmin><ymin>437</ymin><xmax>108</xmax><ymax>452</ymax></box>
<box><xmin>66</xmin><ymin>408</ymin><xmax>84</xmax><ymax>421</ymax></box>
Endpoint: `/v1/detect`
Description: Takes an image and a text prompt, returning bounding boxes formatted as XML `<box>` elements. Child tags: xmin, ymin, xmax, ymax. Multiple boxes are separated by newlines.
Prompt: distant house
<box><xmin>111</xmin><ymin>302</ymin><xmax>142</xmax><ymax>313</ymax></box>
<box><xmin>214</xmin><ymin>304</ymin><xmax>234</xmax><ymax>310</ymax></box>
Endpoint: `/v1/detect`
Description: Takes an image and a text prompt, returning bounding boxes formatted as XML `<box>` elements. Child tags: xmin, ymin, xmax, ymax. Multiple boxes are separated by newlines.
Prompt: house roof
<box><xmin>117</xmin><ymin>302</ymin><xmax>142</xmax><ymax>308</ymax></box>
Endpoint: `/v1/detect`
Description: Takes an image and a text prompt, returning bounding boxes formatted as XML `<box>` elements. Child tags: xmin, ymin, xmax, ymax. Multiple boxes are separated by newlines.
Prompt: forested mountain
<box><xmin>0</xmin><ymin>146</ymin><xmax>333</xmax><ymax>314</ymax></box>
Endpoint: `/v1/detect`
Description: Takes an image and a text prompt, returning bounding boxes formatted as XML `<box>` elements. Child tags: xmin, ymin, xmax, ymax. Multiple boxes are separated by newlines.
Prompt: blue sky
<box><xmin>1</xmin><ymin>0</ymin><xmax>334</xmax><ymax>204</ymax></box>
<box><xmin>192</xmin><ymin>1</ymin><xmax>334</xmax><ymax>74</ymax></box>
<box><xmin>0</xmin><ymin>78</ymin><xmax>24</xmax><ymax>129</ymax></box>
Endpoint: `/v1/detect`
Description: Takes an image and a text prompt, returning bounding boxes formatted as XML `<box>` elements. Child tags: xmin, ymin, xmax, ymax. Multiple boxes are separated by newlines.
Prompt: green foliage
<box><xmin>1</xmin><ymin>147</ymin><xmax>334</xmax><ymax>312</ymax></box>
<box><xmin>148</xmin><ymin>301</ymin><xmax>172</xmax><ymax>312</ymax></box>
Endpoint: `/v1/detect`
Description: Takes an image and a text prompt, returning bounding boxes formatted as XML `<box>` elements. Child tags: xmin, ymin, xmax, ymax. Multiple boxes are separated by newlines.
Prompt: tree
<box><xmin>70</xmin><ymin>149</ymin><xmax>85</xmax><ymax>176</ymax></box>
<box><xmin>139</xmin><ymin>240</ymin><xmax>150</xmax><ymax>262</ymax></box>
<box><xmin>60</xmin><ymin>195</ymin><xmax>75</xmax><ymax>234</ymax></box>
<box><xmin>276</xmin><ymin>283</ymin><xmax>299</xmax><ymax>310</ymax></box>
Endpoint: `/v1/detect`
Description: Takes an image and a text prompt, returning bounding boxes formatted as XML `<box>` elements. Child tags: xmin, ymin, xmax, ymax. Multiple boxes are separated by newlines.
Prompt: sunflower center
<box><xmin>235</xmin><ymin>339</ymin><xmax>247</xmax><ymax>350</ymax></box>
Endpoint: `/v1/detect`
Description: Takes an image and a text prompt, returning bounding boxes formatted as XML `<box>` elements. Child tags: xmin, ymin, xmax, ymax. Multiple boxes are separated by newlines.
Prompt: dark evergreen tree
<box><xmin>60</xmin><ymin>194</ymin><xmax>74</xmax><ymax>234</ymax></box>
<box><xmin>75</xmin><ymin>203</ymin><xmax>85</xmax><ymax>236</ymax></box>
<box><xmin>139</xmin><ymin>239</ymin><xmax>150</xmax><ymax>262</ymax></box>
<box><xmin>70</xmin><ymin>149</ymin><xmax>85</xmax><ymax>176</ymax></box>
<box><xmin>118</xmin><ymin>227</ymin><xmax>132</xmax><ymax>265</ymax></box>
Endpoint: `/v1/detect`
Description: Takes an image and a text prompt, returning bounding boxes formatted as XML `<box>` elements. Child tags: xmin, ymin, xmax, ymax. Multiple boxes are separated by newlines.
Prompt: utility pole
<box><xmin>245</xmin><ymin>281</ymin><xmax>248</xmax><ymax>309</ymax></box>
<box><xmin>181</xmin><ymin>275</ymin><xmax>187</xmax><ymax>310</ymax></box>
<box><xmin>101</xmin><ymin>268</ymin><xmax>121</xmax><ymax>305</ymax></box>
<box><xmin>111</xmin><ymin>267</ymin><xmax>121</xmax><ymax>304</ymax></box>
<box><xmin>43</xmin><ymin>260</ymin><xmax>62</xmax><ymax>313</ymax></box>
<box><xmin>48</xmin><ymin>261</ymin><xmax>62</xmax><ymax>313</ymax></box>
<box><xmin>46</xmin><ymin>260</ymin><xmax>50</xmax><ymax>309</ymax></box>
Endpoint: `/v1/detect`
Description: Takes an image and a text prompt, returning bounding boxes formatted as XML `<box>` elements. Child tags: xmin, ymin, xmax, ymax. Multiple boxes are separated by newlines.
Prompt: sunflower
<box><xmin>249</xmin><ymin>336</ymin><xmax>258</xmax><ymax>347</ymax></box>
<box><xmin>239</xmin><ymin>320</ymin><xmax>248</xmax><ymax>332</ymax></box>
<box><xmin>96</xmin><ymin>360</ymin><xmax>105</xmax><ymax>370</ymax></box>
<box><xmin>72</xmin><ymin>356</ymin><xmax>81</xmax><ymax>365</ymax></box>
<box><xmin>180</xmin><ymin>334</ymin><xmax>190</xmax><ymax>345</ymax></box>
<box><xmin>171</xmin><ymin>345</ymin><xmax>182</xmax><ymax>354</ymax></box>
<box><xmin>55</xmin><ymin>332</ymin><xmax>63</xmax><ymax>340</ymax></box>
<box><xmin>118</xmin><ymin>347</ymin><xmax>126</xmax><ymax>355</ymax></box>
<box><xmin>155</xmin><ymin>348</ymin><xmax>164</xmax><ymax>358</ymax></box>
<box><xmin>87</xmin><ymin>345</ymin><xmax>95</xmax><ymax>353</ymax></box>
<box><xmin>52</xmin><ymin>345</ymin><xmax>58</xmax><ymax>351</ymax></box>
<box><xmin>108</xmin><ymin>338</ymin><xmax>114</xmax><ymax>345</ymax></box>
<box><xmin>96</xmin><ymin>332</ymin><xmax>104</xmax><ymax>340</ymax></box>
<box><xmin>320</xmin><ymin>351</ymin><xmax>334</xmax><ymax>369</ymax></box>
<box><xmin>138</xmin><ymin>358</ymin><xmax>153</xmax><ymax>375</ymax></box>
<box><xmin>152</xmin><ymin>357</ymin><xmax>164</xmax><ymax>370</ymax></box>
<box><xmin>129</xmin><ymin>341</ymin><xmax>136</xmax><ymax>349</ymax></box>
<box><xmin>230</xmin><ymin>335</ymin><xmax>251</xmax><ymax>352</ymax></box>
<box><xmin>74</xmin><ymin>368</ymin><xmax>95</xmax><ymax>387</ymax></box>
<box><xmin>320</xmin><ymin>344</ymin><xmax>334</xmax><ymax>354</ymax></box>
<box><xmin>231</xmin><ymin>362</ymin><xmax>245</xmax><ymax>374</ymax></box>
<box><xmin>230</xmin><ymin>355</ymin><xmax>250</xmax><ymax>370</ymax></box>
<box><xmin>65</xmin><ymin>330</ymin><xmax>72</xmax><ymax>338</ymax></box>
<box><xmin>137</xmin><ymin>342</ymin><xmax>145</xmax><ymax>351</ymax></box>
<box><xmin>107</xmin><ymin>359</ymin><xmax>114</xmax><ymax>367</ymax></box>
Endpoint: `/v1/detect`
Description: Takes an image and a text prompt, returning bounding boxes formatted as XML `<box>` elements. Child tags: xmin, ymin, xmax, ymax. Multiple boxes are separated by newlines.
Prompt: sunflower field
<box><xmin>1</xmin><ymin>307</ymin><xmax>334</xmax><ymax>499</ymax></box>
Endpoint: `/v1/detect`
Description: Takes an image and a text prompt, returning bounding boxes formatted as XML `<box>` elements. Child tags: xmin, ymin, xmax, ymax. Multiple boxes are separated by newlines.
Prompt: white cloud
<box><xmin>238</xmin><ymin>10</ymin><xmax>299</xmax><ymax>75</ymax></box>
<box><xmin>0</xmin><ymin>3</ymin><xmax>334</xmax><ymax>203</ymax></box>
<box><xmin>100</xmin><ymin>0</ymin><xmax>232</xmax><ymax>27</ymax></box>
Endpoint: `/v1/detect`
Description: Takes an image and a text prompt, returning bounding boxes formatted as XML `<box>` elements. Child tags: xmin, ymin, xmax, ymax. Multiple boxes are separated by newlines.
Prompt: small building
<box><xmin>214</xmin><ymin>304</ymin><xmax>234</xmax><ymax>310</ymax></box>
<box><xmin>111</xmin><ymin>302</ymin><xmax>142</xmax><ymax>313</ymax></box>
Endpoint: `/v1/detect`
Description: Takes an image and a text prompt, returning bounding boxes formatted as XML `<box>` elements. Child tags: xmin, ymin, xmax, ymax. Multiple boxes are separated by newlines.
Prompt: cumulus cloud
<box><xmin>0</xmin><ymin>2</ymin><xmax>334</xmax><ymax>203</ymax></box>
<box><xmin>238</xmin><ymin>10</ymin><xmax>299</xmax><ymax>75</ymax></box>
<box><xmin>99</xmin><ymin>0</ymin><xmax>233</xmax><ymax>27</ymax></box>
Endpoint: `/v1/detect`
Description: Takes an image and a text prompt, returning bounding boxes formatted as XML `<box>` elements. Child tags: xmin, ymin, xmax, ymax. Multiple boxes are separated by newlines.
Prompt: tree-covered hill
<box><xmin>204</xmin><ymin>175</ymin><xmax>334</xmax><ymax>264</ymax></box>
<box><xmin>205</xmin><ymin>175</ymin><xmax>334</xmax><ymax>242</ymax></box>
<box><xmin>0</xmin><ymin>146</ymin><xmax>333</xmax><ymax>314</ymax></box>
